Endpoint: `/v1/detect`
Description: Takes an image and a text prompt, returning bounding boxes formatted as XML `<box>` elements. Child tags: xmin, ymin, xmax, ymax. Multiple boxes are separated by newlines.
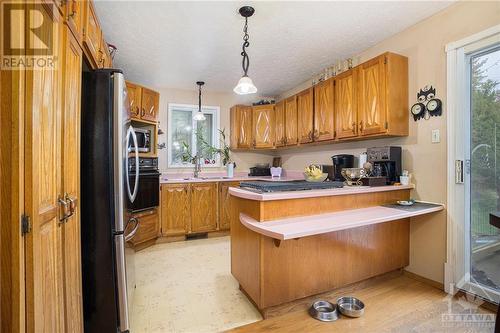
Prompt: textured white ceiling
<box><xmin>94</xmin><ymin>1</ymin><xmax>453</xmax><ymax>96</ymax></box>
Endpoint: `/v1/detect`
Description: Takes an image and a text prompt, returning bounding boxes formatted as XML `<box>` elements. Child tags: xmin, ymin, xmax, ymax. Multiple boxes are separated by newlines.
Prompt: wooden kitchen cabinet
<box><xmin>99</xmin><ymin>36</ymin><xmax>113</xmax><ymax>68</ymax></box>
<box><xmin>335</xmin><ymin>69</ymin><xmax>358</xmax><ymax>139</ymax></box>
<box><xmin>284</xmin><ymin>96</ymin><xmax>298</xmax><ymax>146</ymax></box>
<box><xmin>140</xmin><ymin>87</ymin><xmax>160</xmax><ymax>122</ymax></box>
<box><xmin>219</xmin><ymin>182</ymin><xmax>240</xmax><ymax>230</ymax></box>
<box><xmin>126</xmin><ymin>81</ymin><xmax>142</xmax><ymax>119</ymax></box>
<box><xmin>130</xmin><ymin>209</ymin><xmax>160</xmax><ymax>245</ymax></box>
<box><xmin>64</xmin><ymin>0</ymin><xmax>84</xmax><ymax>46</ymax></box>
<box><xmin>274</xmin><ymin>101</ymin><xmax>286</xmax><ymax>147</ymax></box>
<box><xmin>161</xmin><ymin>184</ymin><xmax>191</xmax><ymax>236</ymax></box>
<box><xmin>230</xmin><ymin>105</ymin><xmax>253</xmax><ymax>149</ymax></box>
<box><xmin>297</xmin><ymin>87</ymin><xmax>314</xmax><ymax>144</ymax></box>
<box><xmin>252</xmin><ymin>104</ymin><xmax>275</xmax><ymax>149</ymax></box>
<box><xmin>191</xmin><ymin>183</ymin><xmax>218</xmax><ymax>233</ymax></box>
<box><xmin>357</xmin><ymin>55</ymin><xmax>387</xmax><ymax>136</ymax></box>
<box><xmin>82</xmin><ymin>0</ymin><xmax>102</xmax><ymax>68</ymax></box>
<box><xmin>314</xmin><ymin>78</ymin><xmax>335</xmax><ymax>141</ymax></box>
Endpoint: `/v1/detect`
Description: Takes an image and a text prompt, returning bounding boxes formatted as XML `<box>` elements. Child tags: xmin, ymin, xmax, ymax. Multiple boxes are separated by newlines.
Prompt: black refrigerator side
<box><xmin>81</xmin><ymin>70</ymin><xmax>121</xmax><ymax>333</ymax></box>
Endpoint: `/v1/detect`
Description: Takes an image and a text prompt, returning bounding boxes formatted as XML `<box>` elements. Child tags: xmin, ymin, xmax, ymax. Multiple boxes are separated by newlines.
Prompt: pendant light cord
<box><xmin>198</xmin><ymin>84</ymin><xmax>202</xmax><ymax>112</ymax></box>
<box><xmin>241</xmin><ymin>17</ymin><xmax>250</xmax><ymax>76</ymax></box>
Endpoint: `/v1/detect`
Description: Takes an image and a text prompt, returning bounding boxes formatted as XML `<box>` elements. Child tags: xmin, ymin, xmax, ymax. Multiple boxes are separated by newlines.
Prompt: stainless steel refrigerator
<box><xmin>81</xmin><ymin>69</ymin><xmax>139</xmax><ymax>332</ymax></box>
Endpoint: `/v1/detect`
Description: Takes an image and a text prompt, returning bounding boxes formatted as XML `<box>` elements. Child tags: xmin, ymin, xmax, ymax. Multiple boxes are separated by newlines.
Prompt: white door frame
<box><xmin>446</xmin><ymin>24</ymin><xmax>500</xmax><ymax>302</ymax></box>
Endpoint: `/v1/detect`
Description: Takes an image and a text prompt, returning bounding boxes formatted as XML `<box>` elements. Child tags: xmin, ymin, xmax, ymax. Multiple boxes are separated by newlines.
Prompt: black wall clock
<box><xmin>410</xmin><ymin>85</ymin><xmax>442</xmax><ymax>121</ymax></box>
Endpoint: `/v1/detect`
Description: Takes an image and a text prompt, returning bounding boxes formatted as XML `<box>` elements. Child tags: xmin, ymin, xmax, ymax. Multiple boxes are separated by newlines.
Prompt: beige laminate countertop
<box><xmin>160</xmin><ymin>175</ymin><xmax>301</xmax><ymax>184</ymax></box>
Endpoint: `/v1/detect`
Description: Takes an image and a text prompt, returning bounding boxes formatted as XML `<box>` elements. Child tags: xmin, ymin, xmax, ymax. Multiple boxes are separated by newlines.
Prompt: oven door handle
<box><xmin>125</xmin><ymin>126</ymin><xmax>140</xmax><ymax>203</ymax></box>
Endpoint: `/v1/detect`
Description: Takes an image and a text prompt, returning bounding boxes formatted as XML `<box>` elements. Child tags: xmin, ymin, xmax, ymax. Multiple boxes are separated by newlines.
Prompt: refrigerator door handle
<box><xmin>115</xmin><ymin>235</ymin><xmax>130</xmax><ymax>332</ymax></box>
<box><xmin>125</xmin><ymin>126</ymin><xmax>140</xmax><ymax>203</ymax></box>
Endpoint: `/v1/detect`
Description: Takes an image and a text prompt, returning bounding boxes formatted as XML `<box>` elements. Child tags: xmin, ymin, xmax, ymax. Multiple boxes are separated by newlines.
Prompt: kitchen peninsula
<box><xmin>229</xmin><ymin>184</ymin><xmax>443</xmax><ymax>316</ymax></box>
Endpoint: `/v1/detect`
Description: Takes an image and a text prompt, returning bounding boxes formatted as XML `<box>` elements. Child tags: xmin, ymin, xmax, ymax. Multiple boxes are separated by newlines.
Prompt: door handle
<box><xmin>58</xmin><ymin>196</ymin><xmax>70</xmax><ymax>222</ymax></box>
<box><xmin>125</xmin><ymin>217</ymin><xmax>140</xmax><ymax>242</ymax></box>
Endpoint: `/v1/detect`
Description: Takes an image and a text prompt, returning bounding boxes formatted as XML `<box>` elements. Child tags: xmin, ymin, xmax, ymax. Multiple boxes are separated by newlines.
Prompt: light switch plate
<box><xmin>432</xmin><ymin>129</ymin><xmax>440</xmax><ymax>143</ymax></box>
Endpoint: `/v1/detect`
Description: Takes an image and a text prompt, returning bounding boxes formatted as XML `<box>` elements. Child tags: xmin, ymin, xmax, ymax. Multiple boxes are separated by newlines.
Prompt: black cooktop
<box><xmin>239</xmin><ymin>180</ymin><xmax>344</xmax><ymax>193</ymax></box>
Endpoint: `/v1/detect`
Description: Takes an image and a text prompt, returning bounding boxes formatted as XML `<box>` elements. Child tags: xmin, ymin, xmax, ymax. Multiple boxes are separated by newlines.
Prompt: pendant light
<box><xmin>193</xmin><ymin>81</ymin><xmax>206</xmax><ymax>121</ymax></box>
<box><xmin>234</xmin><ymin>6</ymin><xmax>257</xmax><ymax>95</ymax></box>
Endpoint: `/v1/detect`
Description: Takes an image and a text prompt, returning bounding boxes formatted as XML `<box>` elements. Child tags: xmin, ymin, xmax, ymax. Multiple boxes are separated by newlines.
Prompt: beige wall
<box><xmin>156</xmin><ymin>87</ymin><xmax>275</xmax><ymax>173</ymax></box>
<box><xmin>276</xmin><ymin>1</ymin><xmax>500</xmax><ymax>283</ymax></box>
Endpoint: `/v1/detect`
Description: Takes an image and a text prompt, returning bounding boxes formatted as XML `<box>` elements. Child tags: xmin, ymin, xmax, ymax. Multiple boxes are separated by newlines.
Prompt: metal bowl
<box><xmin>336</xmin><ymin>296</ymin><xmax>365</xmax><ymax>317</ymax></box>
<box><xmin>309</xmin><ymin>300</ymin><xmax>339</xmax><ymax>322</ymax></box>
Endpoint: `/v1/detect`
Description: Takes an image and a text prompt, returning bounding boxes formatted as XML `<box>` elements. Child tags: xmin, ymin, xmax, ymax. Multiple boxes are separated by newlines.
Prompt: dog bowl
<box><xmin>309</xmin><ymin>300</ymin><xmax>339</xmax><ymax>322</ymax></box>
<box><xmin>336</xmin><ymin>296</ymin><xmax>365</xmax><ymax>317</ymax></box>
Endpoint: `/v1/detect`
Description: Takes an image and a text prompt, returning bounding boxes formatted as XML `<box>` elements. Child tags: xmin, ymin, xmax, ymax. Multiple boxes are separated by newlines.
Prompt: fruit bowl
<box><xmin>303</xmin><ymin>173</ymin><xmax>328</xmax><ymax>182</ymax></box>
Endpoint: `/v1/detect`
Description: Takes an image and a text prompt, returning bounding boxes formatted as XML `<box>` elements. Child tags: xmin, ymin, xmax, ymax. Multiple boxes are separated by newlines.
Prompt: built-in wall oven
<box><xmin>127</xmin><ymin>157</ymin><xmax>160</xmax><ymax>212</ymax></box>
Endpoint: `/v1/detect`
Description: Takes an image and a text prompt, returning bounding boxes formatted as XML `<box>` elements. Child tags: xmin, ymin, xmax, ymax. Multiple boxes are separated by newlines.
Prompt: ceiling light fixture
<box><xmin>193</xmin><ymin>81</ymin><xmax>206</xmax><ymax>121</ymax></box>
<box><xmin>234</xmin><ymin>6</ymin><xmax>257</xmax><ymax>95</ymax></box>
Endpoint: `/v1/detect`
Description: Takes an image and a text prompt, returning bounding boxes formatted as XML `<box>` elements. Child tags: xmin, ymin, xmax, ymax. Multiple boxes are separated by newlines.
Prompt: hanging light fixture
<box><xmin>193</xmin><ymin>81</ymin><xmax>206</xmax><ymax>121</ymax></box>
<box><xmin>234</xmin><ymin>6</ymin><xmax>257</xmax><ymax>95</ymax></box>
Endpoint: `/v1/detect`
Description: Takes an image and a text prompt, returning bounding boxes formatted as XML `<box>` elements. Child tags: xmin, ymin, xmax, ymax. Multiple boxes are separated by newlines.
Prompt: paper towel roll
<box><xmin>358</xmin><ymin>152</ymin><xmax>367</xmax><ymax>168</ymax></box>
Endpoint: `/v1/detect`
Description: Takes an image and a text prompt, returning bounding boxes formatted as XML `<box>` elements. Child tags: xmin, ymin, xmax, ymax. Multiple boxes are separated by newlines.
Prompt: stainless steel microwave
<box><xmin>128</xmin><ymin>128</ymin><xmax>151</xmax><ymax>153</ymax></box>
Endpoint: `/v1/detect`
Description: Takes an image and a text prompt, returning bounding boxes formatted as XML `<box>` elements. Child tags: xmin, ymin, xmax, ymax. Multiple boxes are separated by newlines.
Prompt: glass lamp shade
<box><xmin>233</xmin><ymin>76</ymin><xmax>257</xmax><ymax>95</ymax></box>
<box><xmin>193</xmin><ymin>111</ymin><xmax>206</xmax><ymax>121</ymax></box>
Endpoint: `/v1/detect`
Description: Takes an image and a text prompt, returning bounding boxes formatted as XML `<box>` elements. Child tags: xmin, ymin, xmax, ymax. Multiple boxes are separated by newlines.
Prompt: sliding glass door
<box><xmin>467</xmin><ymin>45</ymin><xmax>500</xmax><ymax>301</ymax></box>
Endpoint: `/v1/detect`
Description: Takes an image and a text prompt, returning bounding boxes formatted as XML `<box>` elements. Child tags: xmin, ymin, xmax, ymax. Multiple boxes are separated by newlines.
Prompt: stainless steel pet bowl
<box><xmin>336</xmin><ymin>296</ymin><xmax>365</xmax><ymax>317</ymax></box>
<box><xmin>309</xmin><ymin>300</ymin><xmax>339</xmax><ymax>322</ymax></box>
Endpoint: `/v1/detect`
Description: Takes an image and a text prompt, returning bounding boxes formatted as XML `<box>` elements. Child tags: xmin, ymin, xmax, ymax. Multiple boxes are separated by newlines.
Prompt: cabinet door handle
<box><xmin>68</xmin><ymin>0</ymin><xmax>77</xmax><ymax>17</ymax></box>
<box><xmin>141</xmin><ymin>107</ymin><xmax>145</xmax><ymax>117</ymax></box>
<box><xmin>352</xmin><ymin>122</ymin><xmax>356</xmax><ymax>134</ymax></box>
<box><xmin>58</xmin><ymin>196</ymin><xmax>70</xmax><ymax>222</ymax></box>
<box><xmin>359</xmin><ymin>121</ymin><xmax>364</xmax><ymax>133</ymax></box>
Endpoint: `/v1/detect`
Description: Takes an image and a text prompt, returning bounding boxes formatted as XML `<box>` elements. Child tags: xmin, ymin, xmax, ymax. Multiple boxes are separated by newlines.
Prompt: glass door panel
<box><xmin>469</xmin><ymin>46</ymin><xmax>500</xmax><ymax>296</ymax></box>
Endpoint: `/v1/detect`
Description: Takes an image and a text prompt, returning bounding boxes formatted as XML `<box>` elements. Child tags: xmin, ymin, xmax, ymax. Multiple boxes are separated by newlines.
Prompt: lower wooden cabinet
<box><xmin>191</xmin><ymin>183</ymin><xmax>217</xmax><ymax>233</ymax></box>
<box><xmin>160</xmin><ymin>182</ymin><xmax>238</xmax><ymax>236</ymax></box>
<box><xmin>161</xmin><ymin>183</ymin><xmax>191</xmax><ymax>236</ymax></box>
<box><xmin>129</xmin><ymin>208</ymin><xmax>159</xmax><ymax>246</ymax></box>
<box><xmin>219</xmin><ymin>182</ymin><xmax>240</xmax><ymax>230</ymax></box>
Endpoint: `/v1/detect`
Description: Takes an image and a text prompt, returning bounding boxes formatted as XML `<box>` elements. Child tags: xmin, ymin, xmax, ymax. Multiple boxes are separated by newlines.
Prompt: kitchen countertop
<box><xmin>229</xmin><ymin>184</ymin><xmax>415</xmax><ymax>201</ymax></box>
<box><xmin>160</xmin><ymin>171</ymin><xmax>303</xmax><ymax>184</ymax></box>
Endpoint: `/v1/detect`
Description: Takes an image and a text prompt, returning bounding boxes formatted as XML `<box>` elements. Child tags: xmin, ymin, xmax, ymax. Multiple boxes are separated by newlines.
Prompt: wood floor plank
<box><xmin>228</xmin><ymin>275</ymin><xmax>497</xmax><ymax>333</ymax></box>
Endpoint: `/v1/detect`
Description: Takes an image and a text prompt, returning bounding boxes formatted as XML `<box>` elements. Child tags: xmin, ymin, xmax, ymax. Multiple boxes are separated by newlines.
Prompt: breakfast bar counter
<box><xmin>228</xmin><ymin>184</ymin><xmax>443</xmax><ymax>316</ymax></box>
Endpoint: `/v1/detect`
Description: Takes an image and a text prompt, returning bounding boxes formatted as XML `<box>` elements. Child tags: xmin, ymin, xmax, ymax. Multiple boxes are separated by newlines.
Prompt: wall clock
<box><xmin>410</xmin><ymin>85</ymin><xmax>442</xmax><ymax>121</ymax></box>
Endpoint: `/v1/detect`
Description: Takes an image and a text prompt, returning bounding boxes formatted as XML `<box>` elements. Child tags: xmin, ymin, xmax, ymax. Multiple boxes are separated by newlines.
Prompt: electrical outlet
<box><xmin>431</xmin><ymin>129</ymin><xmax>440</xmax><ymax>143</ymax></box>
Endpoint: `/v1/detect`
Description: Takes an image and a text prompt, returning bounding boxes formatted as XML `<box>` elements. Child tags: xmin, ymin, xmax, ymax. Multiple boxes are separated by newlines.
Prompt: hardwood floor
<box><xmin>229</xmin><ymin>273</ymin><xmax>497</xmax><ymax>333</ymax></box>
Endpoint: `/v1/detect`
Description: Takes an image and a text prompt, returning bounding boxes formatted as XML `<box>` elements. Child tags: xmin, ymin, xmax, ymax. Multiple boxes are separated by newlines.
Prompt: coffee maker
<box><xmin>331</xmin><ymin>154</ymin><xmax>354</xmax><ymax>181</ymax></box>
<box><xmin>366</xmin><ymin>146</ymin><xmax>402</xmax><ymax>184</ymax></box>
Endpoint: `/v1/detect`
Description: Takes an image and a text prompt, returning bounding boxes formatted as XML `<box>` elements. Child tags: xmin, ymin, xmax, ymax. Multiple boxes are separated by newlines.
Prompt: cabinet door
<box><xmin>131</xmin><ymin>209</ymin><xmax>159</xmax><ymax>245</ymax></box>
<box><xmin>238</xmin><ymin>106</ymin><xmax>253</xmax><ymax>148</ymax></box>
<box><xmin>191</xmin><ymin>183</ymin><xmax>217</xmax><ymax>233</ymax></box>
<box><xmin>219</xmin><ymin>182</ymin><xmax>239</xmax><ymax>230</ymax></box>
<box><xmin>252</xmin><ymin>104</ymin><xmax>275</xmax><ymax>149</ymax></box>
<box><xmin>161</xmin><ymin>184</ymin><xmax>190</xmax><ymax>236</ymax></box>
<box><xmin>141</xmin><ymin>87</ymin><xmax>160</xmax><ymax>122</ymax></box>
<box><xmin>314</xmin><ymin>78</ymin><xmax>335</xmax><ymax>141</ymax></box>
<box><xmin>82</xmin><ymin>0</ymin><xmax>101</xmax><ymax>69</ymax></box>
<box><xmin>297</xmin><ymin>88</ymin><xmax>314</xmax><ymax>144</ymax></box>
<box><xmin>24</xmin><ymin>7</ymin><xmax>65</xmax><ymax>331</ymax></box>
<box><xmin>358</xmin><ymin>55</ymin><xmax>387</xmax><ymax>136</ymax></box>
<box><xmin>274</xmin><ymin>101</ymin><xmax>285</xmax><ymax>147</ymax></box>
<box><xmin>61</xmin><ymin>26</ymin><xmax>84</xmax><ymax>333</ymax></box>
<box><xmin>126</xmin><ymin>82</ymin><xmax>142</xmax><ymax>120</ymax></box>
<box><xmin>64</xmin><ymin>0</ymin><xmax>84</xmax><ymax>46</ymax></box>
<box><xmin>335</xmin><ymin>70</ymin><xmax>358</xmax><ymax>139</ymax></box>
<box><xmin>284</xmin><ymin>96</ymin><xmax>298</xmax><ymax>146</ymax></box>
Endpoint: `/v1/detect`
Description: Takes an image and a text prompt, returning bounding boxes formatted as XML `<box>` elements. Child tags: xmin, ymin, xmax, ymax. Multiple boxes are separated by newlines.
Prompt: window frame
<box><xmin>167</xmin><ymin>103</ymin><xmax>221</xmax><ymax>168</ymax></box>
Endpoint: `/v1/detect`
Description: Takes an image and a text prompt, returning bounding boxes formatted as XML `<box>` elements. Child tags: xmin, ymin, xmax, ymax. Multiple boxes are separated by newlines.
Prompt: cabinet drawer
<box><xmin>130</xmin><ymin>209</ymin><xmax>159</xmax><ymax>245</ymax></box>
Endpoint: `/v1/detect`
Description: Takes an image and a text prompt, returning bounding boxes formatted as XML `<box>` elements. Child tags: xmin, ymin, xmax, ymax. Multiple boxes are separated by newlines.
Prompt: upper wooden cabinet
<box><xmin>357</xmin><ymin>55</ymin><xmax>387</xmax><ymax>136</ymax></box>
<box><xmin>82</xmin><ymin>0</ymin><xmax>101</xmax><ymax>68</ymax></box>
<box><xmin>297</xmin><ymin>87</ymin><xmax>314</xmax><ymax>144</ymax></box>
<box><xmin>64</xmin><ymin>0</ymin><xmax>84</xmax><ymax>46</ymax></box>
<box><xmin>190</xmin><ymin>183</ymin><xmax>217</xmax><ymax>233</ymax></box>
<box><xmin>161</xmin><ymin>184</ymin><xmax>190</xmax><ymax>236</ymax></box>
<box><xmin>230</xmin><ymin>52</ymin><xmax>408</xmax><ymax>149</ymax></box>
<box><xmin>335</xmin><ymin>69</ymin><xmax>358</xmax><ymax>139</ymax></box>
<box><xmin>125</xmin><ymin>81</ymin><xmax>160</xmax><ymax>122</ymax></box>
<box><xmin>99</xmin><ymin>37</ymin><xmax>112</xmax><ymax>68</ymax></box>
<box><xmin>314</xmin><ymin>78</ymin><xmax>335</xmax><ymax>141</ymax></box>
<box><xmin>252</xmin><ymin>104</ymin><xmax>275</xmax><ymax>149</ymax></box>
<box><xmin>284</xmin><ymin>96</ymin><xmax>298</xmax><ymax>146</ymax></box>
<box><xmin>230</xmin><ymin>105</ymin><xmax>253</xmax><ymax>149</ymax></box>
<box><xmin>274</xmin><ymin>101</ymin><xmax>286</xmax><ymax>147</ymax></box>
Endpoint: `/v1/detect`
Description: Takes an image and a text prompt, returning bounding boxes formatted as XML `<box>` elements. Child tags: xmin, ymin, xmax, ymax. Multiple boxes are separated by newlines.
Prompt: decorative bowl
<box><xmin>341</xmin><ymin>168</ymin><xmax>368</xmax><ymax>186</ymax></box>
<box><xmin>303</xmin><ymin>173</ymin><xmax>328</xmax><ymax>182</ymax></box>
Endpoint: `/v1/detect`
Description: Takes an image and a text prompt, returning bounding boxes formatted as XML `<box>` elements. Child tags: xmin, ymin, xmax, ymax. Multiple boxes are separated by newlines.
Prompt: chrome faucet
<box><xmin>193</xmin><ymin>154</ymin><xmax>202</xmax><ymax>178</ymax></box>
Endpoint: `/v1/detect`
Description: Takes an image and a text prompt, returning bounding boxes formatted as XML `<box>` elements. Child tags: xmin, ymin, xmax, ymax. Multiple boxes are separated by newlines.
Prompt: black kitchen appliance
<box><xmin>127</xmin><ymin>157</ymin><xmax>160</xmax><ymax>212</ymax></box>
<box><xmin>249</xmin><ymin>166</ymin><xmax>271</xmax><ymax>176</ymax></box>
<box><xmin>367</xmin><ymin>146</ymin><xmax>402</xmax><ymax>184</ymax></box>
<box><xmin>81</xmin><ymin>69</ymin><xmax>138</xmax><ymax>333</ymax></box>
<box><xmin>331</xmin><ymin>154</ymin><xmax>354</xmax><ymax>181</ymax></box>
